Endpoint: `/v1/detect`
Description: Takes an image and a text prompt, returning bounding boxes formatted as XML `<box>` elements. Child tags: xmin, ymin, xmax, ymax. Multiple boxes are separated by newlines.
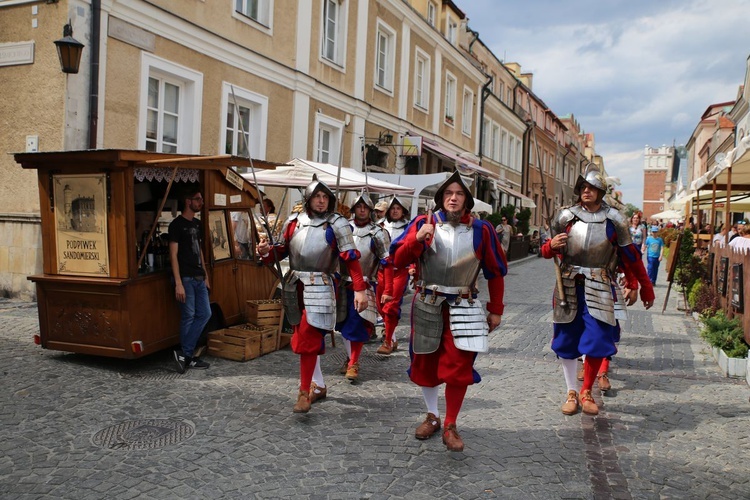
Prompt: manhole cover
<box><xmin>92</xmin><ymin>418</ymin><xmax>195</xmax><ymax>450</ymax></box>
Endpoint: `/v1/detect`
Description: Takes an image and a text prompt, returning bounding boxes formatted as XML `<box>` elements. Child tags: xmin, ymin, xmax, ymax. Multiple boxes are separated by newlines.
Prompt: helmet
<box><xmin>303</xmin><ymin>174</ymin><xmax>336</xmax><ymax>213</ymax></box>
<box><xmin>433</xmin><ymin>171</ymin><xmax>474</xmax><ymax>211</ymax></box>
<box><xmin>385</xmin><ymin>196</ymin><xmax>410</xmax><ymax>222</ymax></box>
<box><xmin>574</xmin><ymin>164</ymin><xmax>608</xmax><ymax>196</ymax></box>
<box><xmin>351</xmin><ymin>191</ymin><xmax>374</xmax><ymax>211</ymax></box>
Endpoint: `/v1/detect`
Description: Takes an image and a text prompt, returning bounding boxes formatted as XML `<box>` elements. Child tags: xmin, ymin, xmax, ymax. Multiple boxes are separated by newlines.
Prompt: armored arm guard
<box><xmin>606</xmin><ymin>206</ymin><xmax>633</xmax><ymax>247</ymax></box>
<box><xmin>328</xmin><ymin>213</ymin><xmax>357</xmax><ymax>253</ymax></box>
<box><xmin>552</xmin><ymin>206</ymin><xmax>576</xmax><ymax>236</ymax></box>
<box><xmin>371</xmin><ymin>226</ymin><xmax>391</xmax><ymax>261</ymax></box>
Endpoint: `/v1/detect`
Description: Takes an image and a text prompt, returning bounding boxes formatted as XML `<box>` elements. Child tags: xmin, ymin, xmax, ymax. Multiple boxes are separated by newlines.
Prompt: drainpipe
<box><xmin>466</xmin><ymin>26</ymin><xmax>480</xmax><ymax>55</ymax></box>
<box><xmin>88</xmin><ymin>0</ymin><xmax>101</xmax><ymax>149</ymax></box>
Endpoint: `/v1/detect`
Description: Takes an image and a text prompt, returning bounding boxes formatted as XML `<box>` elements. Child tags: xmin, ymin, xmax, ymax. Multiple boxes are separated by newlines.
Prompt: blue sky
<box><xmin>461</xmin><ymin>0</ymin><xmax>750</xmax><ymax>208</ymax></box>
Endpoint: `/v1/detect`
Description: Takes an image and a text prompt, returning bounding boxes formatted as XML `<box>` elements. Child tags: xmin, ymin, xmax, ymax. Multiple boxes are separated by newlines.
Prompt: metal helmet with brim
<box><xmin>303</xmin><ymin>174</ymin><xmax>337</xmax><ymax>213</ymax></box>
<box><xmin>385</xmin><ymin>196</ymin><xmax>410</xmax><ymax>222</ymax></box>
<box><xmin>574</xmin><ymin>164</ymin><xmax>608</xmax><ymax>196</ymax></box>
<box><xmin>433</xmin><ymin>170</ymin><xmax>475</xmax><ymax>211</ymax></box>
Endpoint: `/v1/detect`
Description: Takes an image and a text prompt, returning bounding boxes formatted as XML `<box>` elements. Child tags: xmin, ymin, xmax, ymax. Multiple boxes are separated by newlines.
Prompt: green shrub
<box><xmin>687</xmin><ymin>280</ymin><xmax>702</xmax><ymax>310</ymax></box>
<box><xmin>700</xmin><ymin>310</ymin><xmax>748</xmax><ymax>358</ymax></box>
<box><xmin>692</xmin><ymin>281</ymin><xmax>720</xmax><ymax>316</ymax></box>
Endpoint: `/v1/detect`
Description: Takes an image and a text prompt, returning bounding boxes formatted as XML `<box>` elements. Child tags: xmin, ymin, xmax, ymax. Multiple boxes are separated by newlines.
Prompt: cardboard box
<box><xmin>246</xmin><ymin>299</ymin><xmax>283</xmax><ymax>327</ymax></box>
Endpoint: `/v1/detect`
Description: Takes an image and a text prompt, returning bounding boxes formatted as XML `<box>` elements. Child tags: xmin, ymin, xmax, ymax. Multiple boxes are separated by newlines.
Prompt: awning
<box><xmin>422</xmin><ymin>140</ymin><xmax>499</xmax><ymax>179</ymax></box>
<box><xmin>650</xmin><ymin>209</ymin><xmax>684</xmax><ymax>220</ymax></box>
<box><xmin>495</xmin><ymin>182</ymin><xmax>536</xmax><ymax>208</ymax></box>
<box><xmin>242</xmin><ymin>158</ymin><xmax>415</xmax><ymax>195</ymax></box>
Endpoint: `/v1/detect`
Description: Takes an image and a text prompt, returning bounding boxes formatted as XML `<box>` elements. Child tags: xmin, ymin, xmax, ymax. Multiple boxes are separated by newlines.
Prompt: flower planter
<box><xmin>717</xmin><ymin>348</ymin><xmax>747</xmax><ymax>379</ymax></box>
<box><xmin>708</xmin><ymin>345</ymin><xmax>746</xmax><ymax>378</ymax></box>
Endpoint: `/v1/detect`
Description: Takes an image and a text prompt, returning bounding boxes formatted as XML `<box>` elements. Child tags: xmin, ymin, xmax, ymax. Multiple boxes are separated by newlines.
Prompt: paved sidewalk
<box><xmin>1</xmin><ymin>256</ymin><xmax>749</xmax><ymax>499</ymax></box>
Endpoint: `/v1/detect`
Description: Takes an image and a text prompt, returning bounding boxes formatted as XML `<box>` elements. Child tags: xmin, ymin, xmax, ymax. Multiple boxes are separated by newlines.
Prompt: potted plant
<box><xmin>699</xmin><ymin>310</ymin><xmax>748</xmax><ymax>378</ymax></box>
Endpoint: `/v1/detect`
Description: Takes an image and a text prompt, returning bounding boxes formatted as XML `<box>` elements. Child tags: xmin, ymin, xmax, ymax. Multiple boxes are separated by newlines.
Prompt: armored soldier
<box><xmin>541</xmin><ymin>165</ymin><xmax>654</xmax><ymax>416</ymax></box>
<box><xmin>257</xmin><ymin>177</ymin><xmax>368</xmax><ymax>413</ymax></box>
<box><xmin>391</xmin><ymin>172</ymin><xmax>507</xmax><ymax>452</ymax></box>
<box><xmin>377</xmin><ymin>196</ymin><xmax>412</xmax><ymax>354</ymax></box>
<box><xmin>335</xmin><ymin>193</ymin><xmax>391</xmax><ymax>383</ymax></box>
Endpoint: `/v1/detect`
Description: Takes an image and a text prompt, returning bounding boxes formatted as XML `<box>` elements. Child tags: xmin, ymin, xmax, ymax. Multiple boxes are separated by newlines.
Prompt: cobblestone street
<box><xmin>1</xmin><ymin>256</ymin><xmax>749</xmax><ymax>499</ymax></box>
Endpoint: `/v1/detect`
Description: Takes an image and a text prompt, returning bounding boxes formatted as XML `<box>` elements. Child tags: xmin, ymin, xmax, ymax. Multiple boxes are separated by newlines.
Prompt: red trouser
<box><xmin>408</xmin><ymin>305</ymin><xmax>479</xmax><ymax>387</ymax></box>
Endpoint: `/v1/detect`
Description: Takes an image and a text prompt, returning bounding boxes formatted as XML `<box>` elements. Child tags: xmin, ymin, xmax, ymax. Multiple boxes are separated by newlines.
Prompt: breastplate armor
<box><xmin>553</xmin><ymin>205</ymin><xmax>628</xmax><ymax>326</ymax></box>
<box><xmin>419</xmin><ymin>220</ymin><xmax>480</xmax><ymax>294</ymax></box>
<box><xmin>563</xmin><ymin>218</ymin><xmax>617</xmax><ymax>270</ymax></box>
<box><xmin>352</xmin><ymin>223</ymin><xmax>386</xmax><ymax>282</ymax></box>
<box><xmin>288</xmin><ymin>213</ymin><xmax>337</xmax><ymax>273</ymax></box>
<box><xmin>384</xmin><ymin>219</ymin><xmax>408</xmax><ymax>242</ymax></box>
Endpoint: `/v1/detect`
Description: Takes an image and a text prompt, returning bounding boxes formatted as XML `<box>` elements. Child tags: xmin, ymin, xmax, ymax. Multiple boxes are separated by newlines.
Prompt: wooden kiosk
<box><xmin>15</xmin><ymin>149</ymin><xmax>280</xmax><ymax>359</ymax></box>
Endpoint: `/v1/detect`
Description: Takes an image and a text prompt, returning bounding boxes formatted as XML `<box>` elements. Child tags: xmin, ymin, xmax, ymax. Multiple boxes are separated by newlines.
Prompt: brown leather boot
<box><xmin>376</xmin><ymin>341</ymin><xmax>394</xmax><ymax>355</ymax></box>
<box><xmin>309</xmin><ymin>383</ymin><xmax>327</xmax><ymax>404</ymax></box>
<box><xmin>561</xmin><ymin>390</ymin><xmax>580</xmax><ymax>415</ymax></box>
<box><xmin>415</xmin><ymin>412</ymin><xmax>441</xmax><ymax>440</ymax></box>
<box><xmin>442</xmin><ymin>424</ymin><xmax>464</xmax><ymax>452</ymax></box>
<box><xmin>345</xmin><ymin>362</ymin><xmax>359</xmax><ymax>382</ymax></box>
<box><xmin>579</xmin><ymin>389</ymin><xmax>599</xmax><ymax>415</ymax></box>
<box><xmin>597</xmin><ymin>373</ymin><xmax>612</xmax><ymax>391</ymax></box>
<box><xmin>293</xmin><ymin>390</ymin><xmax>311</xmax><ymax>413</ymax></box>
<box><xmin>339</xmin><ymin>358</ymin><xmax>349</xmax><ymax>375</ymax></box>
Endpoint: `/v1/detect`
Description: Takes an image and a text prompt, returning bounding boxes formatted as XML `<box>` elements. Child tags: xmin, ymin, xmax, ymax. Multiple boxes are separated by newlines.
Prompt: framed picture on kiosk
<box><xmin>53</xmin><ymin>173</ymin><xmax>110</xmax><ymax>276</ymax></box>
<box><xmin>731</xmin><ymin>263</ymin><xmax>743</xmax><ymax>312</ymax></box>
<box><xmin>208</xmin><ymin>210</ymin><xmax>231</xmax><ymax>261</ymax></box>
<box><xmin>718</xmin><ymin>257</ymin><xmax>729</xmax><ymax>296</ymax></box>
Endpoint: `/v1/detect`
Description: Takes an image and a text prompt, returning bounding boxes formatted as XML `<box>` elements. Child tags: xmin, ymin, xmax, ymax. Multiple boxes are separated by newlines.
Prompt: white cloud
<box><xmin>463</xmin><ymin>0</ymin><xmax>750</xmax><ymax>204</ymax></box>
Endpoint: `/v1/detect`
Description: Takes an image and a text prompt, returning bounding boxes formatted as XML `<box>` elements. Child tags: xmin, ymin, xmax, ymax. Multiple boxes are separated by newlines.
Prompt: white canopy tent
<box><xmin>369</xmin><ymin>172</ymin><xmax>461</xmax><ymax>215</ymax></box>
<box><xmin>241</xmin><ymin>158</ymin><xmax>415</xmax><ymax>195</ymax></box>
<box><xmin>650</xmin><ymin>209</ymin><xmax>684</xmax><ymax>220</ymax></box>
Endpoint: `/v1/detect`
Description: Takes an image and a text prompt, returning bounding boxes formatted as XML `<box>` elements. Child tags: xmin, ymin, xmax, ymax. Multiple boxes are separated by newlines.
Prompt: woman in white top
<box><xmin>728</xmin><ymin>223</ymin><xmax>750</xmax><ymax>251</ymax></box>
<box><xmin>629</xmin><ymin>213</ymin><xmax>647</xmax><ymax>254</ymax></box>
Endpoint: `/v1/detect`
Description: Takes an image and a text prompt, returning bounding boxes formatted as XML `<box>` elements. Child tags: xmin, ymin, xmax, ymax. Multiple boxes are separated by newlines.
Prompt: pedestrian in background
<box><xmin>645</xmin><ymin>226</ymin><xmax>665</xmax><ymax>285</ymax></box>
<box><xmin>169</xmin><ymin>185</ymin><xmax>212</xmax><ymax>374</ymax></box>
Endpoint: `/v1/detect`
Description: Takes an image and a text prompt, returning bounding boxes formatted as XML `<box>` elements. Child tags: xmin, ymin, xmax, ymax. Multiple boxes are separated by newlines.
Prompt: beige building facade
<box><xmin>1</xmin><ymin>0</ymin><xmax>599</xmax><ymax>298</ymax></box>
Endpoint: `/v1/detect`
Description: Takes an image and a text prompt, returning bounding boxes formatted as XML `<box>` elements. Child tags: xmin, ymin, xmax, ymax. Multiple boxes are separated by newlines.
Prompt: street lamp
<box><xmin>54</xmin><ymin>23</ymin><xmax>84</xmax><ymax>74</ymax></box>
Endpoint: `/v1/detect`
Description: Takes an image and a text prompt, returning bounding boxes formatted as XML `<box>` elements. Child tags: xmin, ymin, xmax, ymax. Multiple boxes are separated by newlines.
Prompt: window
<box><xmin>446</xmin><ymin>16</ymin><xmax>457</xmax><ymax>45</ymax></box>
<box><xmin>139</xmin><ymin>54</ymin><xmax>202</xmax><ymax>154</ymax></box>
<box><xmin>491</xmin><ymin>123</ymin><xmax>500</xmax><ymax>162</ymax></box>
<box><xmin>321</xmin><ymin>0</ymin><xmax>347</xmax><ymax>66</ymax></box>
<box><xmin>427</xmin><ymin>2</ymin><xmax>436</xmax><ymax>27</ymax></box>
<box><xmin>314</xmin><ymin>114</ymin><xmax>344</xmax><ymax>165</ymax></box>
<box><xmin>235</xmin><ymin>0</ymin><xmax>272</xmax><ymax>27</ymax></box>
<box><xmin>375</xmin><ymin>21</ymin><xmax>396</xmax><ymax>92</ymax></box>
<box><xmin>497</xmin><ymin>81</ymin><xmax>504</xmax><ymax>101</ymax></box>
<box><xmin>444</xmin><ymin>72</ymin><xmax>456</xmax><ymax>125</ymax></box>
<box><xmin>221</xmin><ymin>82</ymin><xmax>268</xmax><ymax>162</ymax></box>
<box><xmin>501</xmin><ymin>130</ymin><xmax>509</xmax><ymax>165</ymax></box>
<box><xmin>414</xmin><ymin>49</ymin><xmax>430</xmax><ymax>110</ymax></box>
<box><xmin>482</xmin><ymin>118</ymin><xmax>490</xmax><ymax>157</ymax></box>
<box><xmin>461</xmin><ymin>87</ymin><xmax>473</xmax><ymax>136</ymax></box>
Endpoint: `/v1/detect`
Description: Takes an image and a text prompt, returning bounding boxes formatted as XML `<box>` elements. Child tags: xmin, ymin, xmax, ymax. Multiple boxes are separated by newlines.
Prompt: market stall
<box><xmin>15</xmin><ymin>149</ymin><xmax>280</xmax><ymax>359</ymax></box>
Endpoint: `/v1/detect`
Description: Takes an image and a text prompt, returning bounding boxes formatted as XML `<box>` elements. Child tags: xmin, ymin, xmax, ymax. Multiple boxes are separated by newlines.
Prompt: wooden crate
<box><xmin>246</xmin><ymin>299</ymin><xmax>283</xmax><ymax>327</ymax></box>
<box><xmin>207</xmin><ymin>328</ymin><xmax>261</xmax><ymax>362</ymax></box>
<box><xmin>278</xmin><ymin>332</ymin><xmax>293</xmax><ymax>349</ymax></box>
<box><xmin>229</xmin><ymin>324</ymin><xmax>277</xmax><ymax>355</ymax></box>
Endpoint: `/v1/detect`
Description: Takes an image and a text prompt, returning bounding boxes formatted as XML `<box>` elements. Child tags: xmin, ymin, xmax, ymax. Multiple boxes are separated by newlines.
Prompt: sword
<box><xmin>229</xmin><ymin>85</ymin><xmax>285</xmax><ymax>289</ymax></box>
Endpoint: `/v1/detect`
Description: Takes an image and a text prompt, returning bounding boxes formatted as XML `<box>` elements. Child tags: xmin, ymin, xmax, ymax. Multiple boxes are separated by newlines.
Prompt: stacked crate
<box><xmin>207</xmin><ymin>299</ymin><xmax>283</xmax><ymax>362</ymax></box>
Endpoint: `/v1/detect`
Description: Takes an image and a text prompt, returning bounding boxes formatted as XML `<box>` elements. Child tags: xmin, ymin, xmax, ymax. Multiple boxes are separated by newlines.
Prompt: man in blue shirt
<box><xmin>645</xmin><ymin>226</ymin><xmax>665</xmax><ymax>285</ymax></box>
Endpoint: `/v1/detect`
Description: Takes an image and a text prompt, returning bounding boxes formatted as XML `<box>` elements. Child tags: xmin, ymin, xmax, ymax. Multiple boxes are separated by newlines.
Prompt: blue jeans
<box><xmin>178</xmin><ymin>277</ymin><xmax>211</xmax><ymax>358</ymax></box>
<box><xmin>647</xmin><ymin>256</ymin><xmax>660</xmax><ymax>285</ymax></box>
